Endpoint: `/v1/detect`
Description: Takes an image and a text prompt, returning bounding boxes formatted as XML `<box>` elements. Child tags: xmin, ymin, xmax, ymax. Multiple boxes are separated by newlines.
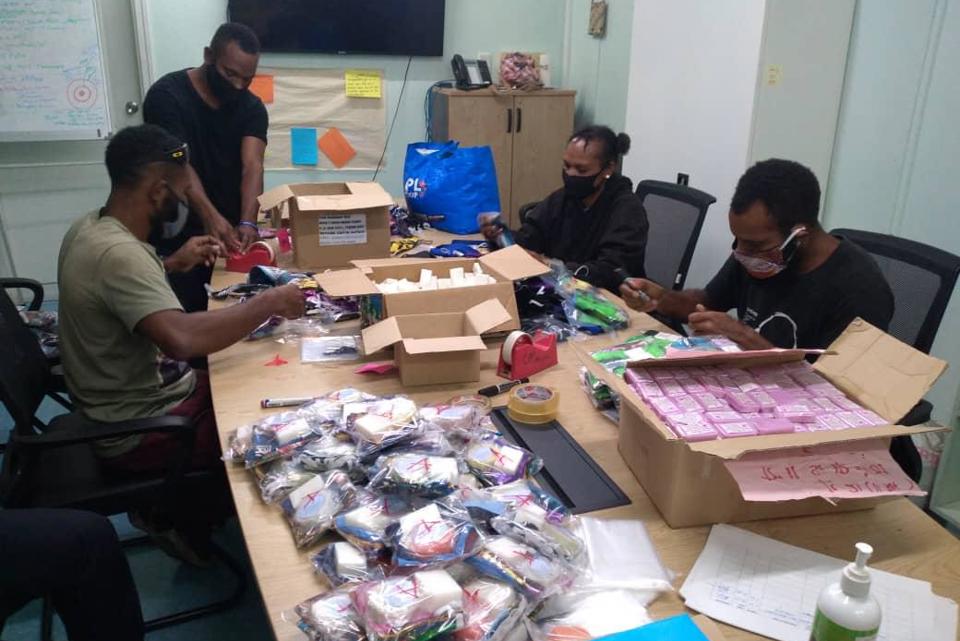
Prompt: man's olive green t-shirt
<box><xmin>58</xmin><ymin>211</ymin><xmax>195</xmax><ymax>455</ymax></box>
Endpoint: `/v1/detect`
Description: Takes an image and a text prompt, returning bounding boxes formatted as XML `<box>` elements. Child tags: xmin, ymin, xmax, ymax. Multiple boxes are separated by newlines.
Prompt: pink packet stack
<box><xmin>646</xmin><ymin>396</ymin><xmax>679</xmax><ymax>417</ymax></box>
<box><xmin>715</xmin><ymin>421</ymin><xmax>758</xmax><ymax>438</ymax></box>
<box><xmin>775</xmin><ymin>404</ymin><xmax>816</xmax><ymax>423</ymax></box>
<box><xmin>857</xmin><ymin>410</ymin><xmax>888</xmax><ymax>426</ymax></box>
<box><xmin>705</xmin><ymin>410</ymin><xmax>745</xmax><ymax>424</ymax></box>
<box><xmin>766</xmin><ymin>388</ymin><xmax>809</xmax><ymax>404</ymax></box>
<box><xmin>696</xmin><ymin>375</ymin><xmax>724</xmax><ymax>394</ymax></box>
<box><xmin>668</xmin><ymin>367</ymin><xmax>693</xmax><ymax>380</ymax></box>
<box><xmin>810</xmin><ymin>397</ymin><xmax>840</xmax><ymax>412</ymax></box>
<box><xmin>637</xmin><ymin>381</ymin><xmax>664</xmax><ymax>399</ymax></box>
<box><xmin>725</xmin><ymin>391</ymin><xmax>760</xmax><ymax>413</ymax></box>
<box><xmin>780</xmin><ymin>360</ymin><xmax>813</xmax><ymax>373</ymax></box>
<box><xmin>754</xmin><ymin>417</ymin><xmax>796</xmax><ymax>434</ymax></box>
<box><xmin>748</xmin><ymin>390</ymin><xmax>778</xmax><ymax>412</ymax></box>
<box><xmin>651</xmin><ymin>369</ymin><xmax>675</xmax><ymax>382</ymax></box>
<box><xmin>680</xmin><ymin>380</ymin><xmax>707</xmax><ymax>395</ymax></box>
<box><xmin>832</xmin><ymin>396</ymin><xmax>863</xmax><ymax>411</ymax></box>
<box><xmin>815</xmin><ymin>414</ymin><xmax>849</xmax><ymax>431</ymax></box>
<box><xmin>673</xmin><ymin>395</ymin><xmax>703</xmax><ymax>413</ymax></box>
<box><xmin>694</xmin><ymin>392</ymin><xmax>729</xmax><ymax>411</ymax></box>
<box><xmin>624</xmin><ymin>369</ymin><xmax>652</xmax><ymax>387</ymax></box>
<box><xmin>659</xmin><ymin>380</ymin><xmax>687</xmax><ymax>397</ymax></box>
<box><xmin>837</xmin><ymin>411</ymin><xmax>870</xmax><ymax>428</ymax></box>
<box><xmin>665</xmin><ymin>413</ymin><xmax>718</xmax><ymax>442</ymax></box>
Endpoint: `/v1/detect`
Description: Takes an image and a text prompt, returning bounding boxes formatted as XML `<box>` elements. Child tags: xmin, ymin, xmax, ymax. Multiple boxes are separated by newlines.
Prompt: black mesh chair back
<box><xmin>0</xmin><ymin>288</ymin><xmax>50</xmax><ymax>430</ymax></box>
<box><xmin>636</xmin><ymin>180</ymin><xmax>716</xmax><ymax>289</ymax></box>
<box><xmin>832</xmin><ymin>228</ymin><xmax>960</xmax><ymax>354</ymax></box>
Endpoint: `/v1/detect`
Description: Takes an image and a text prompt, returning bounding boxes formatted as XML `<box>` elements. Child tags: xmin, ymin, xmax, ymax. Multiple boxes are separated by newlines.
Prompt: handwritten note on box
<box><xmin>724</xmin><ymin>440</ymin><xmax>923</xmax><ymax>502</ymax></box>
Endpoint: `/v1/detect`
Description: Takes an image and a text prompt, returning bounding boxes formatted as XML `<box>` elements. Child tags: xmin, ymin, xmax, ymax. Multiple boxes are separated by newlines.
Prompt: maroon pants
<box><xmin>104</xmin><ymin>370</ymin><xmax>221</xmax><ymax>474</ymax></box>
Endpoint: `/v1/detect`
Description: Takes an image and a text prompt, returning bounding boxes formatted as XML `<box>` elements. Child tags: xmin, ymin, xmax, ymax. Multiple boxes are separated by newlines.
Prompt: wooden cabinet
<box><xmin>430</xmin><ymin>88</ymin><xmax>576</xmax><ymax>228</ymax></box>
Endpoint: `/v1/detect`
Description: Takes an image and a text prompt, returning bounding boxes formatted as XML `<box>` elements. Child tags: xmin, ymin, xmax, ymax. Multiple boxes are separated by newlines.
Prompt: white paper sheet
<box><xmin>680</xmin><ymin>524</ymin><xmax>955</xmax><ymax>641</ymax></box>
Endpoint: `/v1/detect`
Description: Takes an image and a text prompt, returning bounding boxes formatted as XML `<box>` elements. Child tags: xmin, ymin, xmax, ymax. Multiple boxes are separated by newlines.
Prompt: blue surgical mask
<box><xmin>160</xmin><ymin>185</ymin><xmax>189</xmax><ymax>239</ymax></box>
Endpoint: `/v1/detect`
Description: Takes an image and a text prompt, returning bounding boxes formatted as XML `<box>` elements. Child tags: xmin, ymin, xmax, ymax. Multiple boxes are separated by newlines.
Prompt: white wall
<box><xmin>748</xmin><ymin>0</ymin><xmax>855</xmax><ymax>196</ymax></box>
<box><xmin>825</xmin><ymin>0</ymin><xmax>960</xmax><ymax>424</ymax></box>
<box><xmin>623</xmin><ymin>0</ymin><xmax>766</xmax><ymax>288</ymax></box>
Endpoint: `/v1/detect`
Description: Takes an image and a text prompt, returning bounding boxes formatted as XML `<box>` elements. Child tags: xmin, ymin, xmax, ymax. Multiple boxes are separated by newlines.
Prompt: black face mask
<box><xmin>563</xmin><ymin>171</ymin><xmax>603</xmax><ymax>200</ymax></box>
<box><xmin>205</xmin><ymin>63</ymin><xmax>243</xmax><ymax>105</ymax></box>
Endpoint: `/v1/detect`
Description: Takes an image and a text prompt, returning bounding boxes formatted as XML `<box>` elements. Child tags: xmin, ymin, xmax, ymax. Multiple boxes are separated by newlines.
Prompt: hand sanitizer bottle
<box><xmin>810</xmin><ymin>543</ymin><xmax>882</xmax><ymax>641</ymax></box>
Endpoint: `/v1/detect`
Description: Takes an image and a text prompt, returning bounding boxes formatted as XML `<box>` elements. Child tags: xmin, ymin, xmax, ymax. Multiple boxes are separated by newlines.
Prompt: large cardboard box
<box><xmin>315</xmin><ymin>245</ymin><xmax>550</xmax><ymax>333</ymax></box>
<box><xmin>362</xmin><ymin>299</ymin><xmax>513</xmax><ymax>386</ymax></box>
<box><xmin>258</xmin><ymin>182</ymin><xmax>393</xmax><ymax>269</ymax></box>
<box><xmin>589</xmin><ymin>318</ymin><xmax>948</xmax><ymax>528</ymax></box>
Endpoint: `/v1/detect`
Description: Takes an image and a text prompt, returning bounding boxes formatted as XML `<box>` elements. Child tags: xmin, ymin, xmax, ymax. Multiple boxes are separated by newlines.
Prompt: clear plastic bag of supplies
<box><xmin>368</xmin><ymin>453</ymin><xmax>462</xmax><ymax>499</ymax></box>
<box><xmin>280</xmin><ymin>469</ymin><xmax>357</xmax><ymax>548</ymax></box>
<box><xmin>335</xmin><ymin>490</ymin><xmax>420</xmax><ymax>555</ymax></box>
<box><xmin>387</xmin><ymin>496</ymin><xmax>481</xmax><ymax>568</ymax></box>
<box><xmin>464</xmin><ymin>435</ymin><xmax>541</xmax><ymax>486</ymax></box>
<box><xmin>458</xmin><ymin>480</ymin><xmax>570</xmax><ymax>530</ymax></box>
<box><xmin>466</xmin><ymin>536</ymin><xmax>575</xmax><ymax>604</ymax></box>
<box><xmin>256</xmin><ymin>459</ymin><xmax>316</xmax><ymax>504</ymax></box>
<box><xmin>311</xmin><ymin>541</ymin><xmax>385</xmax><ymax>587</ymax></box>
<box><xmin>491</xmin><ymin>504</ymin><xmax>583</xmax><ymax>563</ymax></box>
<box><xmin>351</xmin><ymin>569</ymin><xmax>465</xmax><ymax>641</ymax></box>
<box><xmin>453</xmin><ymin>575</ymin><xmax>526</xmax><ymax>641</ymax></box>
<box><xmin>345</xmin><ymin>396</ymin><xmax>421</xmax><ymax>458</ymax></box>
<box><xmin>527</xmin><ymin>589</ymin><xmax>654</xmax><ymax>641</ymax></box>
<box><xmin>289</xmin><ymin>586</ymin><xmax>366</xmax><ymax>641</ymax></box>
<box><xmin>295</xmin><ymin>434</ymin><xmax>364</xmax><ymax>479</ymax></box>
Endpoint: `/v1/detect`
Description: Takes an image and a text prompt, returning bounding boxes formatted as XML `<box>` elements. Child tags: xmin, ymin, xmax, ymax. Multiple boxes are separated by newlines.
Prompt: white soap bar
<box><xmin>398</xmin><ymin>279</ymin><xmax>418</xmax><ymax>292</ymax></box>
<box><xmin>366</xmin><ymin>570</ymin><xmax>463</xmax><ymax>624</ymax></box>
<box><xmin>342</xmin><ymin>502</ymin><xmax>395</xmax><ymax>533</ymax></box>
<box><xmin>515</xmin><ymin>502</ymin><xmax>548</xmax><ymax>528</ymax></box>
<box><xmin>438</xmin><ymin>278</ymin><xmax>452</xmax><ymax>289</ymax></box>
<box><xmin>450</xmin><ymin>267</ymin><xmax>465</xmax><ymax>284</ymax></box>
<box><xmin>429</xmin><ymin>276</ymin><xmax>439</xmax><ymax>290</ymax></box>
<box><xmin>464</xmin><ymin>273</ymin><xmax>477</xmax><ymax>287</ymax></box>
<box><xmin>398</xmin><ymin>502</ymin><xmax>443</xmax><ymax>534</ymax></box>
<box><xmin>394</xmin><ymin>454</ymin><xmax>460</xmax><ymax>485</ymax></box>
<box><xmin>332</xmin><ymin>541</ymin><xmax>367</xmax><ymax>575</ymax></box>
<box><xmin>414</xmin><ymin>570</ymin><xmax>464</xmax><ymax>613</ymax></box>
<box><xmin>472</xmin><ymin>263</ymin><xmax>484</xmax><ymax>276</ymax></box>
<box><xmin>355</xmin><ymin>413</ymin><xmax>394</xmax><ymax>443</ymax></box>
<box><xmin>419</xmin><ymin>269</ymin><xmax>433</xmax><ymax>288</ymax></box>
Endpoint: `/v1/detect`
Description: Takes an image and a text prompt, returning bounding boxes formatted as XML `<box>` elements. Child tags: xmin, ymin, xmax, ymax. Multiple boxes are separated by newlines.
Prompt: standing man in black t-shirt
<box><xmin>620</xmin><ymin>159</ymin><xmax>894</xmax><ymax>350</ymax></box>
<box><xmin>143</xmin><ymin>22</ymin><xmax>267</xmax><ymax>312</ymax></box>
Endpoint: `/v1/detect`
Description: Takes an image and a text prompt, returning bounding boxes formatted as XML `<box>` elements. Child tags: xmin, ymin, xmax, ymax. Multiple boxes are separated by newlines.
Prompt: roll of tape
<box><xmin>507</xmin><ymin>384</ymin><xmax>559</xmax><ymax>425</ymax></box>
<box><xmin>448</xmin><ymin>394</ymin><xmax>493</xmax><ymax>412</ymax></box>
<box><xmin>250</xmin><ymin>240</ymin><xmax>276</xmax><ymax>263</ymax></box>
<box><xmin>501</xmin><ymin>330</ymin><xmax>533</xmax><ymax>366</ymax></box>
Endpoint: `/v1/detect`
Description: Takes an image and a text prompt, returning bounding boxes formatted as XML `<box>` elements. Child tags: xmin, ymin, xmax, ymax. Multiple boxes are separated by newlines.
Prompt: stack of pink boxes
<box><xmin>623</xmin><ymin>361</ymin><xmax>888</xmax><ymax>442</ymax></box>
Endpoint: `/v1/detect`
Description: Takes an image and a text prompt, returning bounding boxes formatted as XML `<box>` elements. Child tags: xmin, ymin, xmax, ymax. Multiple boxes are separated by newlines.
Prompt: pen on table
<box><xmin>477</xmin><ymin>378</ymin><xmax>529</xmax><ymax>397</ymax></box>
<box><xmin>260</xmin><ymin>397</ymin><xmax>313</xmax><ymax>409</ymax></box>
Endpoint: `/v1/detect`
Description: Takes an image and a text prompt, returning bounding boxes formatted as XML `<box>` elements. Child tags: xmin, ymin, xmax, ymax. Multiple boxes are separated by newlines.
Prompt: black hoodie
<box><xmin>514</xmin><ymin>174</ymin><xmax>648</xmax><ymax>292</ymax></box>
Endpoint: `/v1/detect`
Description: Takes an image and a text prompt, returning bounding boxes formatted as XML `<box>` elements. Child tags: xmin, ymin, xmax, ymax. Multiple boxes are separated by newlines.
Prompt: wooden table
<box><xmin>207</xmin><ymin>264</ymin><xmax>960</xmax><ymax>641</ymax></box>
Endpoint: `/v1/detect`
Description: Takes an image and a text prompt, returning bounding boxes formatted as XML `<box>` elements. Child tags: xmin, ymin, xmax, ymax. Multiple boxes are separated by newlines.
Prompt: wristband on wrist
<box><xmin>237</xmin><ymin>221</ymin><xmax>259</xmax><ymax>231</ymax></box>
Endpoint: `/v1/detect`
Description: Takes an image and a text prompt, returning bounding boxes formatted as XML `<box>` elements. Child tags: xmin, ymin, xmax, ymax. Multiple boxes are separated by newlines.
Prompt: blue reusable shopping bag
<box><xmin>403</xmin><ymin>141</ymin><xmax>501</xmax><ymax>234</ymax></box>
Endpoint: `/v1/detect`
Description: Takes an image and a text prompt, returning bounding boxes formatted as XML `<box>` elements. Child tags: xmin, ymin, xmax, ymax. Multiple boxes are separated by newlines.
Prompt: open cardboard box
<box><xmin>258</xmin><ymin>182</ymin><xmax>393</xmax><ymax>269</ymax></box>
<box><xmin>315</xmin><ymin>245</ymin><xmax>550</xmax><ymax>333</ymax></box>
<box><xmin>586</xmin><ymin>318</ymin><xmax>949</xmax><ymax>528</ymax></box>
<box><xmin>361</xmin><ymin>299</ymin><xmax>512</xmax><ymax>386</ymax></box>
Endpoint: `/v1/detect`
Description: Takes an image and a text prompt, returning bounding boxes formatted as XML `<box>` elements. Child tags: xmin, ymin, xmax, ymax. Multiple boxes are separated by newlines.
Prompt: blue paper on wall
<box><xmin>595</xmin><ymin>615</ymin><xmax>708</xmax><ymax>641</ymax></box>
<box><xmin>290</xmin><ymin>127</ymin><xmax>318</xmax><ymax>165</ymax></box>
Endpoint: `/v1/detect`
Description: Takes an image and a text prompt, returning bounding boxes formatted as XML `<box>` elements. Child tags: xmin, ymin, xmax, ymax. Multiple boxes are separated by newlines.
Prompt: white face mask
<box><xmin>161</xmin><ymin>186</ymin><xmax>190</xmax><ymax>239</ymax></box>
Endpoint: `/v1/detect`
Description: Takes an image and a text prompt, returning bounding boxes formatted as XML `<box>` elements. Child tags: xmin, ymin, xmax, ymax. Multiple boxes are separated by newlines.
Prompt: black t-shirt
<box><xmin>515</xmin><ymin>174</ymin><xmax>649</xmax><ymax>292</ymax></box>
<box><xmin>704</xmin><ymin>237</ymin><xmax>894</xmax><ymax>349</ymax></box>
<box><xmin>143</xmin><ymin>69</ymin><xmax>268</xmax><ymax>243</ymax></box>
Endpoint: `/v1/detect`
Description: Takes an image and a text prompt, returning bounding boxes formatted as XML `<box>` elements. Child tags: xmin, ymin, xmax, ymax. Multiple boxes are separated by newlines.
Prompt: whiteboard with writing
<box><xmin>0</xmin><ymin>0</ymin><xmax>111</xmax><ymax>141</ymax></box>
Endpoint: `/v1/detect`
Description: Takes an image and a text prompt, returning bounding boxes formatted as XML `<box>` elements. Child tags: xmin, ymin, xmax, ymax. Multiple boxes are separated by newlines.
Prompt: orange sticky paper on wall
<box><xmin>249</xmin><ymin>75</ymin><xmax>274</xmax><ymax>104</ymax></box>
<box><xmin>318</xmin><ymin>127</ymin><xmax>357</xmax><ymax>168</ymax></box>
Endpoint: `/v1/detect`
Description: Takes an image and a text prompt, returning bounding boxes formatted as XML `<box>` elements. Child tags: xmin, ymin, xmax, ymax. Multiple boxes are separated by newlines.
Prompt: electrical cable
<box><xmin>372</xmin><ymin>55</ymin><xmax>412</xmax><ymax>182</ymax></box>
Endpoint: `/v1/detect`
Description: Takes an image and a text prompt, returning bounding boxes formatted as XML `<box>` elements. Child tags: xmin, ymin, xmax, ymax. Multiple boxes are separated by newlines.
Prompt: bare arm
<box><xmin>619</xmin><ymin>278</ymin><xmax>709</xmax><ymax>320</ymax></box>
<box><xmin>136</xmin><ymin>284</ymin><xmax>304</xmax><ymax>361</ymax></box>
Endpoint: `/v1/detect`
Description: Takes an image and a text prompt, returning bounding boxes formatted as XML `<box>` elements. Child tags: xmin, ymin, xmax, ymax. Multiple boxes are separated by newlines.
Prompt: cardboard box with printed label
<box><xmin>361</xmin><ymin>299</ymin><xmax>512</xmax><ymax>386</ymax></box>
<box><xmin>583</xmin><ymin>318</ymin><xmax>948</xmax><ymax>528</ymax></box>
<box><xmin>258</xmin><ymin>182</ymin><xmax>393</xmax><ymax>269</ymax></box>
<box><xmin>314</xmin><ymin>245</ymin><xmax>550</xmax><ymax>333</ymax></box>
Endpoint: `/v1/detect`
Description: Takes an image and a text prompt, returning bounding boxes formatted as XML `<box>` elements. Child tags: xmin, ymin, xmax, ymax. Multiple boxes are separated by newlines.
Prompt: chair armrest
<box><xmin>13</xmin><ymin>414</ymin><xmax>194</xmax><ymax>449</ymax></box>
<box><xmin>0</xmin><ymin>277</ymin><xmax>44</xmax><ymax>311</ymax></box>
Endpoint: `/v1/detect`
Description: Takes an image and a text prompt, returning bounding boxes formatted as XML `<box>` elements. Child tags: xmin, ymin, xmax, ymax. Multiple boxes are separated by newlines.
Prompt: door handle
<box><xmin>516</xmin><ymin>107</ymin><xmax>522</xmax><ymax>133</ymax></box>
<box><xmin>125</xmin><ymin>101</ymin><xmax>140</xmax><ymax>115</ymax></box>
<box><xmin>507</xmin><ymin>108</ymin><xmax>513</xmax><ymax>134</ymax></box>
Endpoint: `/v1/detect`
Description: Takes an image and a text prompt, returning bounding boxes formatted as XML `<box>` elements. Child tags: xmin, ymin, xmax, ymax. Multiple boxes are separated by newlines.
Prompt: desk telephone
<box><xmin>451</xmin><ymin>54</ymin><xmax>492</xmax><ymax>90</ymax></box>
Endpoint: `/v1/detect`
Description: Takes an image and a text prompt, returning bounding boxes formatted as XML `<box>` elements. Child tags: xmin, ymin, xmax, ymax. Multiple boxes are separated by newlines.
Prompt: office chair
<box><xmin>0</xmin><ymin>288</ymin><xmax>246</xmax><ymax>640</ymax></box>
<box><xmin>833</xmin><ymin>228</ymin><xmax>960</xmax><ymax>482</ymax></box>
<box><xmin>0</xmin><ymin>277</ymin><xmax>44</xmax><ymax>311</ymax></box>
<box><xmin>636</xmin><ymin>180</ymin><xmax>716</xmax><ymax>290</ymax></box>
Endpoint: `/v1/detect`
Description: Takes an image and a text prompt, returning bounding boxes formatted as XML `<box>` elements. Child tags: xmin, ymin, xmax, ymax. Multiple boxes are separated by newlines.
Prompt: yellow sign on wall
<box><xmin>345</xmin><ymin>70</ymin><xmax>382</xmax><ymax>98</ymax></box>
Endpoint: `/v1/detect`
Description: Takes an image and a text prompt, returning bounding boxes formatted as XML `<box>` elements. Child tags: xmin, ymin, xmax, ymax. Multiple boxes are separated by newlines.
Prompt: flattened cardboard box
<box><xmin>584</xmin><ymin>318</ymin><xmax>948</xmax><ymax>528</ymax></box>
<box><xmin>315</xmin><ymin>245</ymin><xmax>550</xmax><ymax>333</ymax></box>
<box><xmin>362</xmin><ymin>299</ymin><xmax>512</xmax><ymax>386</ymax></box>
<box><xmin>258</xmin><ymin>182</ymin><xmax>393</xmax><ymax>269</ymax></box>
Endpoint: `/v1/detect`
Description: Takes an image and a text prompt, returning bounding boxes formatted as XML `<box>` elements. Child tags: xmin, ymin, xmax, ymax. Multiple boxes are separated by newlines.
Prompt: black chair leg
<box><xmin>40</xmin><ymin>597</ymin><xmax>53</xmax><ymax>641</ymax></box>
<box><xmin>120</xmin><ymin>536</ymin><xmax>248</xmax><ymax>633</ymax></box>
